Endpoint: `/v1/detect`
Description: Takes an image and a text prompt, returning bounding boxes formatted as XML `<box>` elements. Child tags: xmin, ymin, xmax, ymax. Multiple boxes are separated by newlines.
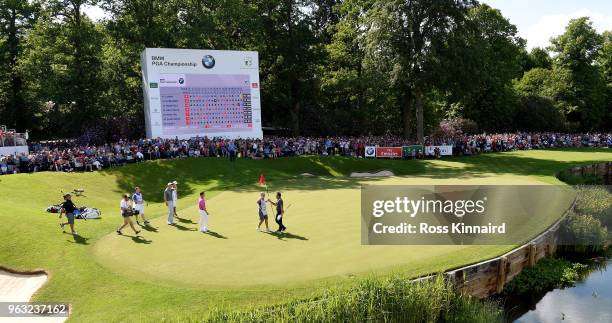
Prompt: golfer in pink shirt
<box><xmin>199</xmin><ymin>192</ymin><xmax>209</xmax><ymax>232</ymax></box>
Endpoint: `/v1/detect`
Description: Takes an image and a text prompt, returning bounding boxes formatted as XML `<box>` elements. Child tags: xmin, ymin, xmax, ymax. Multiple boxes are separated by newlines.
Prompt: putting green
<box><xmin>92</xmin><ymin>175</ymin><xmax>560</xmax><ymax>288</ymax></box>
<box><xmin>2</xmin><ymin>150</ymin><xmax>611</xmax><ymax>322</ymax></box>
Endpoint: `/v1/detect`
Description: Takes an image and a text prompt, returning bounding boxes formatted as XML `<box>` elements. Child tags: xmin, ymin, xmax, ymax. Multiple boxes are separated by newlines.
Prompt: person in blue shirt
<box><xmin>228</xmin><ymin>141</ymin><xmax>237</xmax><ymax>162</ymax></box>
<box><xmin>132</xmin><ymin>187</ymin><xmax>149</xmax><ymax>226</ymax></box>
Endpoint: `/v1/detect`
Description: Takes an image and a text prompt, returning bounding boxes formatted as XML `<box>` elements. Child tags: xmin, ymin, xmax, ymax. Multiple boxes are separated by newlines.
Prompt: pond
<box><xmin>505</xmin><ymin>257</ymin><xmax>612</xmax><ymax>322</ymax></box>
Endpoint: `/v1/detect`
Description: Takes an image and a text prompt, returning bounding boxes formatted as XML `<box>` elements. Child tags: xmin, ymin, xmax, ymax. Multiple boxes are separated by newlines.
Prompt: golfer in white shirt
<box><xmin>172</xmin><ymin>181</ymin><xmax>178</xmax><ymax>217</ymax></box>
<box><xmin>132</xmin><ymin>187</ymin><xmax>149</xmax><ymax>226</ymax></box>
<box><xmin>164</xmin><ymin>183</ymin><xmax>175</xmax><ymax>225</ymax></box>
<box><xmin>256</xmin><ymin>192</ymin><xmax>271</xmax><ymax>232</ymax></box>
<box><xmin>117</xmin><ymin>194</ymin><xmax>140</xmax><ymax>235</ymax></box>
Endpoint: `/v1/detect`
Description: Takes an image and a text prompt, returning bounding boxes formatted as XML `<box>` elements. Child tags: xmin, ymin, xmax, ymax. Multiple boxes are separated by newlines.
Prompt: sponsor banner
<box><xmin>365</xmin><ymin>146</ymin><xmax>376</xmax><ymax>158</ymax></box>
<box><xmin>375</xmin><ymin>147</ymin><xmax>403</xmax><ymax>158</ymax></box>
<box><xmin>402</xmin><ymin>145</ymin><xmax>424</xmax><ymax>158</ymax></box>
<box><xmin>425</xmin><ymin>145</ymin><xmax>453</xmax><ymax>156</ymax></box>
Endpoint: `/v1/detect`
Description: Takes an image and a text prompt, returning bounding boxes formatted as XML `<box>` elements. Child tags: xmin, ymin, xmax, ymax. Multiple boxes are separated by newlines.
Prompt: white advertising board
<box><xmin>141</xmin><ymin>48</ymin><xmax>263</xmax><ymax>139</ymax></box>
<box><xmin>0</xmin><ymin>146</ymin><xmax>28</xmax><ymax>156</ymax></box>
<box><xmin>425</xmin><ymin>145</ymin><xmax>453</xmax><ymax>156</ymax></box>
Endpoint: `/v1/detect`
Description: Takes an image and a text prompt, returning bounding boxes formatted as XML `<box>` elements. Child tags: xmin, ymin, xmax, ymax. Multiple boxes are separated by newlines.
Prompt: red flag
<box><xmin>259</xmin><ymin>174</ymin><xmax>265</xmax><ymax>186</ymax></box>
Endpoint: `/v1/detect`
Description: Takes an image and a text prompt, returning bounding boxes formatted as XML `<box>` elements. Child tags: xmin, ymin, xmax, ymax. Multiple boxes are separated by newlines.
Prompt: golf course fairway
<box><xmin>0</xmin><ymin>149</ymin><xmax>611</xmax><ymax>322</ymax></box>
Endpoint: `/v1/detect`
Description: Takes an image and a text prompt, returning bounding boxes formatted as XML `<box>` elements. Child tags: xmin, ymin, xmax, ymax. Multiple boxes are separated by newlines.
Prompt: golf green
<box><xmin>93</xmin><ymin>175</ymin><xmax>560</xmax><ymax>288</ymax></box>
<box><xmin>0</xmin><ymin>149</ymin><xmax>610</xmax><ymax>322</ymax></box>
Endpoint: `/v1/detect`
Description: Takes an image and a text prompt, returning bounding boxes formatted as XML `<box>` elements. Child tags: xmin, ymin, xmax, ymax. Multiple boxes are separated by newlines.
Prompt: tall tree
<box><xmin>0</xmin><ymin>0</ymin><xmax>39</xmax><ymax>131</ymax></box>
<box><xmin>365</xmin><ymin>0</ymin><xmax>473</xmax><ymax>142</ymax></box>
<box><xmin>524</xmin><ymin>47</ymin><xmax>552</xmax><ymax>71</ymax></box>
<box><xmin>599</xmin><ymin>30</ymin><xmax>612</xmax><ymax>128</ymax></box>
<box><xmin>438</xmin><ymin>3</ymin><xmax>524</xmax><ymax>130</ymax></box>
<box><xmin>319</xmin><ymin>0</ymin><xmax>400</xmax><ymax>135</ymax></box>
<box><xmin>100</xmin><ymin>0</ymin><xmax>184</xmax><ymax>137</ymax></box>
<box><xmin>254</xmin><ymin>0</ymin><xmax>319</xmax><ymax>136</ymax></box>
<box><xmin>18</xmin><ymin>0</ymin><xmax>104</xmax><ymax>137</ymax></box>
<box><xmin>550</xmin><ymin>17</ymin><xmax>606</xmax><ymax>129</ymax></box>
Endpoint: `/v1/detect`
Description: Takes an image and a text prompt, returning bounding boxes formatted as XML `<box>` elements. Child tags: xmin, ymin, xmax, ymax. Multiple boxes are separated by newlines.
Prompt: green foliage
<box><xmin>522</xmin><ymin>47</ymin><xmax>553</xmax><ymax>71</ymax></box>
<box><xmin>1</xmin><ymin>2</ymin><xmax>611</xmax><ymax>138</ymax></box>
<box><xmin>203</xmin><ymin>275</ymin><xmax>502</xmax><ymax>323</ymax></box>
<box><xmin>557</xmin><ymin>171</ymin><xmax>604</xmax><ymax>185</ymax></box>
<box><xmin>565</xmin><ymin>212</ymin><xmax>608</xmax><ymax>253</ymax></box>
<box><xmin>0</xmin><ymin>0</ymin><xmax>39</xmax><ymax>131</ymax></box>
<box><xmin>364</xmin><ymin>0</ymin><xmax>473</xmax><ymax>140</ymax></box>
<box><xmin>574</xmin><ymin>186</ymin><xmax>612</xmax><ymax>228</ymax></box>
<box><xmin>514</xmin><ymin>95</ymin><xmax>567</xmax><ymax>131</ymax></box>
<box><xmin>502</xmin><ymin>257</ymin><xmax>588</xmax><ymax>295</ymax></box>
<box><xmin>441</xmin><ymin>4</ymin><xmax>524</xmax><ymax>131</ymax></box>
<box><xmin>549</xmin><ymin>17</ymin><xmax>607</xmax><ymax>130</ymax></box>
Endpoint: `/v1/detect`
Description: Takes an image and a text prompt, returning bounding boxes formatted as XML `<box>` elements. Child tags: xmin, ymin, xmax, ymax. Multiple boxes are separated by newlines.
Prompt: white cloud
<box><xmin>82</xmin><ymin>4</ymin><xmax>109</xmax><ymax>22</ymax></box>
<box><xmin>524</xmin><ymin>8</ymin><xmax>612</xmax><ymax>50</ymax></box>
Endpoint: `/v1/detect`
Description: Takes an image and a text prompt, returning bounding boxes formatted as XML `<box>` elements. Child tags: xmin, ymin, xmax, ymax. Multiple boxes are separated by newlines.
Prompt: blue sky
<box><xmin>83</xmin><ymin>1</ymin><xmax>612</xmax><ymax>50</ymax></box>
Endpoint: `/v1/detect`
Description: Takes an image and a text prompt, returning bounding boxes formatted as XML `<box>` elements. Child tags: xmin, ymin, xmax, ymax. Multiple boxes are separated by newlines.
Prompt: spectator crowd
<box><xmin>0</xmin><ymin>132</ymin><xmax>610</xmax><ymax>175</ymax></box>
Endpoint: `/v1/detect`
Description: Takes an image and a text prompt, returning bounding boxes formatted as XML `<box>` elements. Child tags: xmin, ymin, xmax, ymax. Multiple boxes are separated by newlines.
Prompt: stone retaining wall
<box><xmin>567</xmin><ymin>162</ymin><xmax>612</xmax><ymax>184</ymax></box>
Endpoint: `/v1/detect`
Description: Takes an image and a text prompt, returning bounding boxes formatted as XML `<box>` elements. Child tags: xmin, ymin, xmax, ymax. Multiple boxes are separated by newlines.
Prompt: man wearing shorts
<box><xmin>132</xmin><ymin>187</ymin><xmax>149</xmax><ymax>225</ymax></box>
<box><xmin>164</xmin><ymin>183</ymin><xmax>175</xmax><ymax>225</ymax></box>
<box><xmin>59</xmin><ymin>193</ymin><xmax>77</xmax><ymax>235</ymax></box>
<box><xmin>256</xmin><ymin>192</ymin><xmax>270</xmax><ymax>232</ymax></box>
<box><xmin>117</xmin><ymin>194</ymin><xmax>140</xmax><ymax>235</ymax></box>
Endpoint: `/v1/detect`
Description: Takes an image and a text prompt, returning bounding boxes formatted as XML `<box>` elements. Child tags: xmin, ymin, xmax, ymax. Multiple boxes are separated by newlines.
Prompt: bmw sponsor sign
<box><xmin>202</xmin><ymin>55</ymin><xmax>215</xmax><ymax>69</ymax></box>
<box><xmin>365</xmin><ymin>146</ymin><xmax>376</xmax><ymax>158</ymax></box>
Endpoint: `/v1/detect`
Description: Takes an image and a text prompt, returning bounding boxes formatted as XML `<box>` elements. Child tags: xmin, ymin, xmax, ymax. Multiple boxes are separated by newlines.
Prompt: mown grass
<box><xmin>0</xmin><ymin>149</ymin><xmax>610</xmax><ymax>322</ymax></box>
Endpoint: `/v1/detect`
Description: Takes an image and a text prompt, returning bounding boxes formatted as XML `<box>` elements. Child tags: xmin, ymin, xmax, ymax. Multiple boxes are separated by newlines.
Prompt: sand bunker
<box><xmin>300</xmin><ymin>173</ymin><xmax>315</xmax><ymax>176</ymax></box>
<box><xmin>0</xmin><ymin>268</ymin><xmax>66</xmax><ymax>323</ymax></box>
<box><xmin>350</xmin><ymin>170</ymin><xmax>395</xmax><ymax>177</ymax></box>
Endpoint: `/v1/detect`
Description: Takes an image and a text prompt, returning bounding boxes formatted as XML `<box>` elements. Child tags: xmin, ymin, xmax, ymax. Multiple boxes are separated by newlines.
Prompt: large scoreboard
<box><xmin>141</xmin><ymin>48</ymin><xmax>263</xmax><ymax>139</ymax></box>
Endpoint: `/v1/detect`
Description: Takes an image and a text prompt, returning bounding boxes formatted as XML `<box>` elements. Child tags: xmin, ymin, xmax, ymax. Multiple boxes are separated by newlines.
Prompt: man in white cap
<box><xmin>164</xmin><ymin>182</ymin><xmax>175</xmax><ymax>225</ymax></box>
<box><xmin>172</xmin><ymin>180</ymin><xmax>178</xmax><ymax>217</ymax></box>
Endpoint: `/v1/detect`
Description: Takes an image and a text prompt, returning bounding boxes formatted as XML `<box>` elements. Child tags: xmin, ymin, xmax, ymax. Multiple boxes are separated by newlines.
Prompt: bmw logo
<box><xmin>202</xmin><ymin>55</ymin><xmax>215</xmax><ymax>69</ymax></box>
<box><xmin>366</xmin><ymin>147</ymin><xmax>375</xmax><ymax>155</ymax></box>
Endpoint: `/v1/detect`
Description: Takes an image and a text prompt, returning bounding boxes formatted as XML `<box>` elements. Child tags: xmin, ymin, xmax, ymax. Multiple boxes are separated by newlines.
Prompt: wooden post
<box><xmin>528</xmin><ymin>243</ymin><xmax>537</xmax><ymax>266</ymax></box>
<box><xmin>496</xmin><ymin>257</ymin><xmax>507</xmax><ymax>294</ymax></box>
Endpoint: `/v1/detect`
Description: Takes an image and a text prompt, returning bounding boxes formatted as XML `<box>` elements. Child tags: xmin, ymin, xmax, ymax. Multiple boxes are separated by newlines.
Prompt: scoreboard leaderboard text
<box><xmin>141</xmin><ymin>48</ymin><xmax>263</xmax><ymax>139</ymax></box>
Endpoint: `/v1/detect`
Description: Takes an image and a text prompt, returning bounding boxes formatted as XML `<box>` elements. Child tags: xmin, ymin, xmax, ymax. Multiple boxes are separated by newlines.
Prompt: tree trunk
<box><xmin>291</xmin><ymin>101</ymin><xmax>300</xmax><ymax>136</ymax></box>
<box><xmin>415</xmin><ymin>88</ymin><xmax>424</xmax><ymax>144</ymax></box>
<box><xmin>7</xmin><ymin>7</ymin><xmax>18</xmax><ymax>129</ymax></box>
<box><xmin>402</xmin><ymin>90</ymin><xmax>413</xmax><ymax>139</ymax></box>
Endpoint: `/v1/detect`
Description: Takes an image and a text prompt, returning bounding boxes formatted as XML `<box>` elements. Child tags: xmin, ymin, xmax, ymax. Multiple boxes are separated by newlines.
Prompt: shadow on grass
<box><xmin>67</xmin><ymin>234</ymin><xmax>89</xmax><ymax>245</ymax></box>
<box><xmin>138</xmin><ymin>223</ymin><xmax>158</xmax><ymax>232</ymax></box>
<box><xmin>177</xmin><ymin>217</ymin><xmax>195</xmax><ymax>224</ymax></box>
<box><xmin>131</xmin><ymin>235</ymin><xmax>152</xmax><ymax>244</ymax></box>
<box><xmin>173</xmin><ymin>223</ymin><xmax>197</xmax><ymax>231</ymax></box>
<box><xmin>104</xmin><ymin>150</ymin><xmax>612</xmax><ymax>202</ymax></box>
<box><xmin>119</xmin><ymin>234</ymin><xmax>153</xmax><ymax>244</ymax></box>
<box><xmin>203</xmin><ymin>230</ymin><xmax>228</xmax><ymax>239</ymax></box>
<box><xmin>265</xmin><ymin>231</ymin><xmax>308</xmax><ymax>241</ymax></box>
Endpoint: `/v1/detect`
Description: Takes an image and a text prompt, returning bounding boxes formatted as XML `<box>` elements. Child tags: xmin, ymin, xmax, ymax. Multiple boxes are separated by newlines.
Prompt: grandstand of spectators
<box><xmin>0</xmin><ymin>132</ymin><xmax>610</xmax><ymax>175</ymax></box>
